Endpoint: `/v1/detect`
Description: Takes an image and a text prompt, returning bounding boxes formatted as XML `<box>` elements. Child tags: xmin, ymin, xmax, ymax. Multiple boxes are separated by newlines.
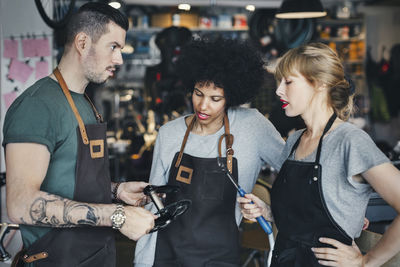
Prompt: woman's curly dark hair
<box><xmin>175</xmin><ymin>38</ymin><xmax>266</xmax><ymax>108</ymax></box>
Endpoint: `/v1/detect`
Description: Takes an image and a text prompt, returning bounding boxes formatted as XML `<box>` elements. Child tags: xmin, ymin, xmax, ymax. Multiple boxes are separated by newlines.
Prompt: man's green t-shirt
<box><xmin>3</xmin><ymin>77</ymin><xmax>97</xmax><ymax>247</ymax></box>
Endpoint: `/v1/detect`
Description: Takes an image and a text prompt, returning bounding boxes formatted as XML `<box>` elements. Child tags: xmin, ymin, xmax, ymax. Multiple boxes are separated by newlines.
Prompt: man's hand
<box><xmin>119</xmin><ymin>206</ymin><xmax>156</xmax><ymax>241</ymax></box>
<box><xmin>117</xmin><ymin>182</ymin><xmax>150</xmax><ymax>206</ymax></box>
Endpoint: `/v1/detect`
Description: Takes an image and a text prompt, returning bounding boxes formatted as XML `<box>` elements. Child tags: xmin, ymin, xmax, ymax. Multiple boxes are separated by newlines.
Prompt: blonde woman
<box><xmin>239</xmin><ymin>43</ymin><xmax>400</xmax><ymax>266</ymax></box>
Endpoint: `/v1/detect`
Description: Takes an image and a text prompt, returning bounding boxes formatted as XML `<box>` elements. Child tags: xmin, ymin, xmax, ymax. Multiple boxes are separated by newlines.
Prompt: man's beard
<box><xmin>83</xmin><ymin>48</ymin><xmax>109</xmax><ymax>84</ymax></box>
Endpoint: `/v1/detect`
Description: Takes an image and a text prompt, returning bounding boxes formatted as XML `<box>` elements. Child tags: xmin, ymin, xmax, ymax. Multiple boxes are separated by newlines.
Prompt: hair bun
<box><xmin>345</xmin><ymin>74</ymin><xmax>355</xmax><ymax>95</ymax></box>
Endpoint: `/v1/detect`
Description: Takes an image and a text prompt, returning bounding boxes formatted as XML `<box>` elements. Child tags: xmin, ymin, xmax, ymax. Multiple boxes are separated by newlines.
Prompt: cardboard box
<box><xmin>151</xmin><ymin>13</ymin><xmax>171</xmax><ymax>28</ymax></box>
<box><xmin>151</xmin><ymin>13</ymin><xmax>198</xmax><ymax>28</ymax></box>
<box><xmin>176</xmin><ymin>13</ymin><xmax>198</xmax><ymax>28</ymax></box>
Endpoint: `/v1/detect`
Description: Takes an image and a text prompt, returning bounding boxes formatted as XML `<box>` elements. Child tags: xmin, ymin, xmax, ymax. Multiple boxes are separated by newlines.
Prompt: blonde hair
<box><xmin>275</xmin><ymin>42</ymin><xmax>354</xmax><ymax>120</ymax></box>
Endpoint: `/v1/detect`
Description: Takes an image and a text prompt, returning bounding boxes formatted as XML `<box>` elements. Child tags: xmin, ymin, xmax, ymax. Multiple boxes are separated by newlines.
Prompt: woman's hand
<box><xmin>237</xmin><ymin>193</ymin><xmax>273</xmax><ymax>222</ymax></box>
<box><xmin>363</xmin><ymin>217</ymin><xmax>370</xmax><ymax>230</ymax></box>
<box><xmin>312</xmin><ymin>238</ymin><xmax>364</xmax><ymax>267</ymax></box>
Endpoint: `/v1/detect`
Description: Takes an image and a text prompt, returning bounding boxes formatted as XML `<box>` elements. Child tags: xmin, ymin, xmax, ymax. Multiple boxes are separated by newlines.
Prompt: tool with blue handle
<box><xmin>217</xmin><ymin>157</ymin><xmax>273</xmax><ymax>235</ymax></box>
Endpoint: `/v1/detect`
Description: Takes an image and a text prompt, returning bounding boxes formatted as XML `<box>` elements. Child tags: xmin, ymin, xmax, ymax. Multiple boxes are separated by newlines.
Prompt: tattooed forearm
<box><xmin>65</xmin><ymin>203</ymin><xmax>99</xmax><ymax>226</ymax></box>
<box><xmin>30</xmin><ymin>198</ymin><xmax>47</xmax><ymax>222</ymax></box>
<box><xmin>29</xmin><ymin>194</ymin><xmax>101</xmax><ymax>227</ymax></box>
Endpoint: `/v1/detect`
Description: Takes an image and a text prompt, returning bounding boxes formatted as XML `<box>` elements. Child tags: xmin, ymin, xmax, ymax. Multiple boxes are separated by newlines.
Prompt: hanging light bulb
<box><xmin>246</xmin><ymin>5</ymin><xmax>256</xmax><ymax>12</ymax></box>
<box><xmin>108</xmin><ymin>1</ymin><xmax>121</xmax><ymax>9</ymax></box>
<box><xmin>178</xmin><ymin>4</ymin><xmax>191</xmax><ymax>11</ymax></box>
<box><xmin>276</xmin><ymin>0</ymin><xmax>327</xmax><ymax>19</ymax></box>
<box><xmin>121</xmin><ymin>44</ymin><xmax>134</xmax><ymax>54</ymax></box>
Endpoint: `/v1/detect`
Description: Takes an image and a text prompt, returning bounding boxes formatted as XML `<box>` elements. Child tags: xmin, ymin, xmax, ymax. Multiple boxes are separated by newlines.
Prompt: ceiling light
<box><xmin>108</xmin><ymin>1</ymin><xmax>121</xmax><ymax>9</ymax></box>
<box><xmin>121</xmin><ymin>44</ymin><xmax>134</xmax><ymax>54</ymax></box>
<box><xmin>246</xmin><ymin>5</ymin><xmax>256</xmax><ymax>12</ymax></box>
<box><xmin>276</xmin><ymin>0</ymin><xmax>327</xmax><ymax>19</ymax></box>
<box><xmin>178</xmin><ymin>4</ymin><xmax>191</xmax><ymax>11</ymax></box>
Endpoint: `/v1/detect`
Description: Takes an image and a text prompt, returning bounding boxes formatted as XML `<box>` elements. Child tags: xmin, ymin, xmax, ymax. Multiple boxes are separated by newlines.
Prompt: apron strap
<box><xmin>315</xmin><ymin>113</ymin><xmax>336</xmax><ymax>164</ymax></box>
<box><xmin>175</xmin><ymin>115</ymin><xmax>196</xmax><ymax>168</ymax></box>
<box><xmin>288</xmin><ymin>113</ymin><xmax>337</xmax><ymax>164</ymax></box>
<box><xmin>53</xmin><ymin>67</ymin><xmax>89</xmax><ymax>145</ymax></box>
<box><xmin>84</xmin><ymin>94</ymin><xmax>103</xmax><ymax>123</ymax></box>
<box><xmin>175</xmin><ymin>113</ymin><xmax>234</xmax><ymax>173</ymax></box>
<box><xmin>289</xmin><ymin>129</ymin><xmax>306</xmax><ymax>157</ymax></box>
<box><xmin>218</xmin><ymin>114</ymin><xmax>234</xmax><ymax>173</ymax></box>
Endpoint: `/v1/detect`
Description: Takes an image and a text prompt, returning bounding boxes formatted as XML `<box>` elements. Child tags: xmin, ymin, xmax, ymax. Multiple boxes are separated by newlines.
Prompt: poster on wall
<box><xmin>1</xmin><ymin>35</ymin><xmax>52</xmax><ymax>111</ymax></box>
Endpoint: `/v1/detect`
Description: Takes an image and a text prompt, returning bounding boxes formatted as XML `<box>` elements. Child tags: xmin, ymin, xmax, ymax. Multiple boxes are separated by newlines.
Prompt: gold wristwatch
<box><xmin>111</xmin><ymin>204</ymin><xmax>126</xmax><ymax>229</ymax></box>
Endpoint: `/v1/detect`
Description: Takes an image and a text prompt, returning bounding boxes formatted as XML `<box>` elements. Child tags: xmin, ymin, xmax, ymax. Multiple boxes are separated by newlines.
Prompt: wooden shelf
<box><xmin>128</xmin><ymin>26</ymin><xmax>248</xmax><ymax>34</ymax></box>
<box><xmin>317</xmin><ymin>18</ymin><xmax>364</xmax><ymax>25</ymax></box>
<box><xmin>191</xmin><ymin>26</ymin><xmax>248</xmax><ymax>32</ymax></box>
<box><xmin>317</xmin><ymin>36</ymin><xmax>365</xmax><ymax>42</ymax></box>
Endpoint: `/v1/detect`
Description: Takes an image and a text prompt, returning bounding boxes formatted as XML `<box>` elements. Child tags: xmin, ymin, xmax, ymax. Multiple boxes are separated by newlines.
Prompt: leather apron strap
<box><xmin>174</xmin><ymin>115</ymin><xmax>196</xmax><ymax>168</ymax></box>
<box><xmin>53</xmin><ymin>67</ymin><xmax>102</xmax><ymax>144</ymax></box>
<box><xmin>84</xmin><ymin>94</ymin><xmax>103</xmax><ymax>123</ymax></box>
<box><xmin>174</xmin><ymin>113</ymin><xmax>234</xmax><ymax>173</ymax></box>
<box><xmin>218</xmin><ymin>114</ymin><xmax>234</xmax><ymax>173</ymax></box>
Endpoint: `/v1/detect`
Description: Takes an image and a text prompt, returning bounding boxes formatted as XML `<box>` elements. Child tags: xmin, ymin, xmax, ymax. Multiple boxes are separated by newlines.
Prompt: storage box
<box><xmin>151</xmin><ymin>13</ymin><xmax>171</xmax><ymax>28</ymax></box>
<box><xmin>176</xmin><ymin>13</ymin><xmax>199</xmax><ymax>28</ymax></box>
<box><xmin>151</xmin><ymin>13</ymin><xmax>198</xmax><ymax>28</ymax></box>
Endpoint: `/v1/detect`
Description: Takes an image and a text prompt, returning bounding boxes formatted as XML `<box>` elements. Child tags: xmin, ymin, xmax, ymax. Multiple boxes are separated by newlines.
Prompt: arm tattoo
<box><xmin>64</xmin><ymin>203</ymin><xmax>98</xmax><ymax>226</ymax></box>
<box><xmin>29</xmin><ymin>194</ymin><xmax>100</xmax><ymax>227</ymax></box>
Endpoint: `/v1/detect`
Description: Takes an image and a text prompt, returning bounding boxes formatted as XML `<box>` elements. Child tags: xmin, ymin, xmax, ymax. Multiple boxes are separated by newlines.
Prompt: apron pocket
<box><xmin>76</xmin><ymin>244</ymin><xmax>108</xmax><ymax>267</ymax></box>
<box><xmin>205</xmin><ymin>260</ymin><xmax>239</xmax><ymax>267</ymax></box>
<box><xmin>201</xmin><ymin>170</ymin><xmax>225</xmax><ymax>201</ymax></box>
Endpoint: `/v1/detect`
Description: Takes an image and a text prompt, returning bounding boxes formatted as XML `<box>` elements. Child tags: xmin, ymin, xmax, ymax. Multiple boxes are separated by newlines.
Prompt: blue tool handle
<box><xmin>256</xmin><ymin>216</ymin><xmax>273</xmax><ymax>235</ymax></box>
<box><xmin>238</xmin><ymin>188</ymin><xmax>246</xmax><ymax>197</ymax></box>
<box><xmin>238</xmin><ymin>188</ymin><xmax>273</xmax><ymax>235</ymax></box>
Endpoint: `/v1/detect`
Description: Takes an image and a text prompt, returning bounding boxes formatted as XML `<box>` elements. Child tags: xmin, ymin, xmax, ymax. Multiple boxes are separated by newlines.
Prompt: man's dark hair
<box><xmin>65</xmin><ymin>2</ymin><xmax>128</xmax><ymax>48</ymax></box>
<box><xmin>176</xmin><ymin>38</ymin><xmax>266</xmax><ymax>108</ymax></box>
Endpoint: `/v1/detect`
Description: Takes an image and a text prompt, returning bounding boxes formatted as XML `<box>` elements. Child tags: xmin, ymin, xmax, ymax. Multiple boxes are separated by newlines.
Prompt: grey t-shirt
<box><xmin>134</xmin><ymin>107</ymin><xmax>285</xmax><ymax>267</ymax></box>
<box><xmin>280</xmin><ymin>122</ymin><xmax>389</xmax><ymax>238</ymax></box>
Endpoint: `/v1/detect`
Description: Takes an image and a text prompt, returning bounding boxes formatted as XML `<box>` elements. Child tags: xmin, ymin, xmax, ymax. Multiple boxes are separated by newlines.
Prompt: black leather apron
<box><xmin>270</xmin><ymin>114</ymin><xmax>352</xmax><ymax>267</ymax></box>
<box><xmin>154</xmin><ymin>114</ymin><xmax>241</xmax><ymax>267</ymax></box>
<box><xmin>21</xmin><ymin>68</ymin><xmax>115</xmax><ymax>267</ymax></box>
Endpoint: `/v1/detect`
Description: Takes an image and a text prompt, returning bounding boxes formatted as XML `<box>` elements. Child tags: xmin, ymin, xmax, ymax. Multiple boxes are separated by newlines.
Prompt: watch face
<box><xmin>111</xmin><ymin>206</ymin><xmax>126</xmax><ymax>229</ymax></box>
<box><xmin>114</xmin><ymin>214</ymin><xmax>125</xmax><ymax>224</ymax></box>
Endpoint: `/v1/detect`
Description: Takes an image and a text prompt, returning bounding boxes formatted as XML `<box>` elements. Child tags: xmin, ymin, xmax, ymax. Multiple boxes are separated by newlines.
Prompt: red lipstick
<box><xmin>280</xmin><ymin>99</ymin><xmax>289</xmax><ymax>109</ymax></box>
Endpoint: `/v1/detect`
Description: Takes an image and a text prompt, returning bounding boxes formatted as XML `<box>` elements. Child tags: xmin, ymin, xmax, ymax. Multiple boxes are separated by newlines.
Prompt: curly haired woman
<box><xmin>134</xmin><ymin>38</ymin><xmax>285</xmax><ymax>267</ymax></box>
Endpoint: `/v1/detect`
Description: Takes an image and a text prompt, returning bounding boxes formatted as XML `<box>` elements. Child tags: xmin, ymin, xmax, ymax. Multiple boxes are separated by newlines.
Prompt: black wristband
<box><xmin>113</xmin><ymin>182</ymin><xmax>122</xmax><ymax>202</ymax></box>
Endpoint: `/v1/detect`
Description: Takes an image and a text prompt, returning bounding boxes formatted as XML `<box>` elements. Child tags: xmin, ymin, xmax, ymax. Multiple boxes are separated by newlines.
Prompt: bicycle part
<box><xmin>143</xmin><ymin>185</ymin><xmax>191</xmax><ymax>233</ymax></box>
<box><xmin>35</xmin><ymin>0</ymin><xmax>76</xmax><ymax>29</ymax></box>
<box><xmin>143</xmin><ymin>185</ymin><xmax>179</xmax><ymax>212</ymax></box>
<box><xmin>0</xmin><ymin>223</ymin><xmax>19</xmax><ymax>262</ymax></box>
<box><xmin>241</xmin><ymin>250</ymin><xmax>261</xmax><ymax>267</ymax></box>
<box><xmin>150</xmin><ymin>199</ymin><xmax>191</xmax><ymax>233</ymax></box>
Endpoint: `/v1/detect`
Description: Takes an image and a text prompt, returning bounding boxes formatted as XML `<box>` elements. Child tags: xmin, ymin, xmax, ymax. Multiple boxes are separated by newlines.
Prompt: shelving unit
<box><xmin>117</xmin><ymin>25</ymin><xmax>249</xmax><ymax>84</ymax></box>
<box><xmin>129</xmin><ymin>26</ymin><xmax>249</xmax><ymax>32</ymax></box>
<box><xmin>315</xmin><ymin>17</ymin><xmax>369</xmax><ymax>116</ymax></box>
<box><xmin>316</xmin><ymin>18</ymin><xmax>366</xmax><ymax>76</ymax></box>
